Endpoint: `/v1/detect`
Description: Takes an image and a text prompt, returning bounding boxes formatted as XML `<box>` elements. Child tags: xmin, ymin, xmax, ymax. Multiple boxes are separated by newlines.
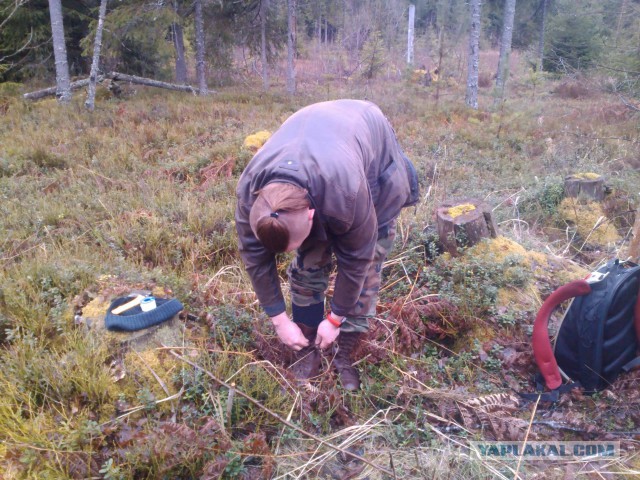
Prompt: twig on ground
<box><xmin>134</xmin><ymin>350</ymin><xmax>178</xmax><ymax>420</ymax></box>
<box><xmin>424</xmin><ymin>412</ymin><xmax>473</xmax><ymax>435</ymax></box>
<box><xmin>226</xmin><ymin>383</ymin><xmax>235</xmax><ymax>427</ymax></box>
<box><xmin>286</xmin><ymin>408</ymin><xmax>397</xmax><ymax>480</ymax></box>
<box><xmin>423</xmin><ymin>421</ymin><xmax>514</xmax><ymax>479</ymax></box>
<box><xmin>170</xmin><ymin>350</ymin><xmax>395</xmax><ymax>477</ymax></box>
<box><xmin>223</xmin><ymin>359</ymin><xmax>297</xmax><ymax>395</ymax></box>
<box><xmin>203</xmin><ymin>265</ymin><xmax>244</xmax><ymax>289</ymax></box>
<box><xmin>578</xmin><ymin>215</ymin><xmax>609</xmax><ymax>252</ymax></box>
<box><xmin>101</xmin><ymin>388</ymin><xmax>184</xmax><ymax>426</ymax></box>
<box><xmin>514</xmin><ymin>394</ymin><xmax>540</xmax><ymax>479</ymax></box>
<box><xmin>274</xmin><ymin>393</ymin><xmax>300</xmax><ymax>457</ymax></box>
<box><xmin>561</xmin><ymin>225</ymin><xmax>580</xmax><ymax>256</ymax></box>
<box><xmin>389</xmin><ymin>363</ymin><xmax>468</xmax><ymax>402</ymax></box>
<box><xmin>389</xmin><ymin>451</ymin><xmax>397</xmax><ymax>479</ymax></box>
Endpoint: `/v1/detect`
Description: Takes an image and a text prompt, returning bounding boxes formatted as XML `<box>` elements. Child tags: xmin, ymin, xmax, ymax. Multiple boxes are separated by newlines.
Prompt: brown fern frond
<box><xmin>464</xmin><ymin>392</ymin><xmax>521</xmax><ymax>413</ymax></box>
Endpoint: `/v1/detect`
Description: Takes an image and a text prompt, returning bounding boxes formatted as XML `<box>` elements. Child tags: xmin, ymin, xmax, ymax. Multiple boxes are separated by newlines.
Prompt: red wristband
<box><xmin>326</xmin><ymin>313</ymin><xmax>343</xmax><ymax>328</ymax></box>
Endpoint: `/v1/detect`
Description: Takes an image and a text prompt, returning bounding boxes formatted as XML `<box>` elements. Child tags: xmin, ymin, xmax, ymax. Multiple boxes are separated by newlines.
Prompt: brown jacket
<box><xmin>235</xmin><ymin>100</ymin><xmax>419</xmax><ymax>317</ymax></box>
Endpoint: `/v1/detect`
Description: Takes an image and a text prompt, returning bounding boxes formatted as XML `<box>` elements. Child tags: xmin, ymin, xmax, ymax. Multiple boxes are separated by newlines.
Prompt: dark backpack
<box><xmin>529</xmin><ymin>259</ymin><xmax>640</xmax><ymax>399</ymax></box>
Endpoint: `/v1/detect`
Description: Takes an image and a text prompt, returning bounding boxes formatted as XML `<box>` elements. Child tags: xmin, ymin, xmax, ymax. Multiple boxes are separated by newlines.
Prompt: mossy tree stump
<box><xmin>436</xmin><ymin>199</ymin><xmax>498</xmax><ymax>256</ymax></box>
<box><xmin>564</xmin><ymin>173</ymin><xmax>605</xmax><ymax>201</ymax></box>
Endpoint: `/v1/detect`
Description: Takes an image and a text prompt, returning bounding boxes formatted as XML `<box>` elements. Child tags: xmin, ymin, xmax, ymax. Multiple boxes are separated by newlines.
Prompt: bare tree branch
<box><xmin>618</xmin><ymin>94</ymin><xmax>640</xmax><ymax>112</ymax></box>
<box><xmin>0</xmin><ymin>27</ymin><xmax>32</xmax><ymax>63</ymax></box>
<box><xmin>0</xmin><ymin>0</ymin><xmax>28</xmax><ymax>31</ymax></box>
<box><xmin>593</xmin><ymin>63</ymin><xmax>640</xmax><ymax>76</ymax></box>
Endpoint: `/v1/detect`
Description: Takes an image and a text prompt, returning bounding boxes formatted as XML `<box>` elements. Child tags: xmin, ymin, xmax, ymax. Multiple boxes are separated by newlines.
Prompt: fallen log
<box><xmin>108</xmin><ymin>72</ymin><xmax>198</xmax><ymax>95</ymax></box>
<box><xmin>23</xmin><ymin>76</ymin><xmax>103</xmax><ymax>100</ymax></box>
<box><xmin>23</xmin><ymin>71</ymin><xmax>201</xmax><ymax>101</ymax></box>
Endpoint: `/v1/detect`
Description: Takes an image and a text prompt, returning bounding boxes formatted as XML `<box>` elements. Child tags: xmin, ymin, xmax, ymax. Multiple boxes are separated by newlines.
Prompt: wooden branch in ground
<box><xmin>23</xmin><ymin>71</ymin><xmax>202</xmax><ymax>101</ymax></box>
<box><xmin>625</xmin><ymin>212</ymin><xmax>640</xmax><ymax>262</ymax></box>
<box><xmin>619</xmin><ymin>94</ymin><xmax>640</xmax><ymax>113</ymax></box>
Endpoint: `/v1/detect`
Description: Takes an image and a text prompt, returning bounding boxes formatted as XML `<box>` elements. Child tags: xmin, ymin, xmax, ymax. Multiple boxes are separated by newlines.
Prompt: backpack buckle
<box><xmin>585</xmin><ymin>271</ymin><xmax>609</xmax><ymax>284</ymax></box>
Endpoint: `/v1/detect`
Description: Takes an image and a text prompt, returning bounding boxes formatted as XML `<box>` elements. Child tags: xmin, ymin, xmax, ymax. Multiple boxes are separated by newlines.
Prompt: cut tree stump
<box><xmin>436</xmin><ymin>199</ymin><xmax>498</xmax><ymax>256</ymax></box>
<box><xmin>564</xmin><ymin>173</ymin><xmax>605</xmax><ymax>201</ymax></box>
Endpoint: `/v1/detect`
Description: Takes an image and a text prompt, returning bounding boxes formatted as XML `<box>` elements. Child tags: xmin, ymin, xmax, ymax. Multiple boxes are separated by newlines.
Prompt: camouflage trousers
<box><xmin>288</xmin><ymin>222</ymin><xmax>397</xmax><ymax>333</ymax></box>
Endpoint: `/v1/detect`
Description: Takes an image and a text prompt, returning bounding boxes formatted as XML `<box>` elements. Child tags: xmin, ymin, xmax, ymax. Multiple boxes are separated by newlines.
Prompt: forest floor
<box><xmin>1</xmin><ymin>61</ymin><xmax>640</xmax><ymax>479</ymax></box>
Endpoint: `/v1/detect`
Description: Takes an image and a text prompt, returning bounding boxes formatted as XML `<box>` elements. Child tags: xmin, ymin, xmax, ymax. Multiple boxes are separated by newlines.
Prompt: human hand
<box><xmin>315</xmin><ymin>318</ymin><xmax>341</xmax><ymax>349</ymax></box>
<box><xmin>271</xmin><ymin>312</ymin><xmax>309</xmax><ymax>351</ymax></box>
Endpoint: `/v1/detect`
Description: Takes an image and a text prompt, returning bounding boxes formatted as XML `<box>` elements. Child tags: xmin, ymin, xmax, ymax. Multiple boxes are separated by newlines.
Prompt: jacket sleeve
<box><xmin>235</xmin><ymin>200</ymin><xmax>286</xmax><ymax>317</ymax></box>
<box><xmin>329</xmin><ymin>181</ymin><xmax>378</xmax><ymax>317</ymax></box>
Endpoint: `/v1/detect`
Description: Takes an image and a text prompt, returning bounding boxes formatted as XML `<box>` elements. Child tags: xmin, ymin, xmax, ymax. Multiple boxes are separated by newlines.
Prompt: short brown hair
<box><xmin>249</xmin><ymin>183</ymin><xmax>310</xmax><ymax>253</ymax></box>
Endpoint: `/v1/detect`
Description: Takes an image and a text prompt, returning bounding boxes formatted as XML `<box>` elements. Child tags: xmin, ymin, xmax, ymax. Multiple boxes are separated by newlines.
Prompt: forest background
<box><xmin>1</xmin><ymin>0</ymin><xmax>640</xmax><ymax>478</ymax></box>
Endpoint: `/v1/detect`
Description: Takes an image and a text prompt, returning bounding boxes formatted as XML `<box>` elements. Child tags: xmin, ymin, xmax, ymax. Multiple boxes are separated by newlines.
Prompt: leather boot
<box><xmin>290</xmin><ymin>323</ymin><xmax>321</xmax><ymax>381</ymax></box>
<box><xmin>333</xmin><ymin>332</ymin><xmax>362</xmax><ymax>391</ymax></box>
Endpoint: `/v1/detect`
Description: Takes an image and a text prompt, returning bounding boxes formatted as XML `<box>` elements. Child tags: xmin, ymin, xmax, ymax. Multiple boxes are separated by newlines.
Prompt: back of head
<box><xmin>249</xmin><ymin>183</ymin><xmax>310</xmax><ymax>253</ymax></box>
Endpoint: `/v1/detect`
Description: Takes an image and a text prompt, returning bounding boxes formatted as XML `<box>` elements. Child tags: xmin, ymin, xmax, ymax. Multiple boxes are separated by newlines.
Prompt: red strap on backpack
<box><xmin>532</xmin><ymin>280</ymin><xmax>592</xmax><ymax>390</ymax></box>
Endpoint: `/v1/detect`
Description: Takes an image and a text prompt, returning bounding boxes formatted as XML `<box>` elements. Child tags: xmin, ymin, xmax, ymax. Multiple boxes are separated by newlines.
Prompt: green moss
<box><xmin>558</xmin><ymin>198</ymin><xmax>621</xmax><ymax>246</ymax></box>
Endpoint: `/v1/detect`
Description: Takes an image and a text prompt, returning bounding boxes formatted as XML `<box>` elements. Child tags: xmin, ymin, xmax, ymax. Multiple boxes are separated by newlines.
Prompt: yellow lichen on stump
<box><xmin>446</xmin><ymin>203</ymin><xmax>477</xmax><ymax>219</ymax></box>
<box><xmin>243</xmin><ymin>130</ymin><xmax>271</xmax><ymax>151</ymax></box>
<box><xmin>558</xmin><ymin>198</ymin><xmax>621</xmax><ymax>246</ymax></box>
<box><xmin>573</xmin><ymin>172</ymin><xmax>601</xmax><ymax>180</ymax></box>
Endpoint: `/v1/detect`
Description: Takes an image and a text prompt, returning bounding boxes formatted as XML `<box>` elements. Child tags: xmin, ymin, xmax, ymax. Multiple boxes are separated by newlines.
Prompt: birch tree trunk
<box><xmin>286</xmin><ymin>0</ymin><xmax>296</xmax><ymax>95</ymax></box>
<box><xmin>85</xmin><ymin>0</ymin><xmax>108</xmax><ymax>111</ymax></box>
<box><xmin>494</xmin><ymin>0</ymin><xmax>516</xmax><ymax>105</ymax></box>
<box><xmin>537</xmin><ymin>0</ymin><xmax>548</xmax><ymax>71</ymax></box>
<box><xmin>260</xmin><ymin>0</ymin><xmax>270</xmax><ymax>91</ymax></box>
<box><xmin>323</xmin><ymin>17</ymin><xmax>327</xmax><ymax>44</ymax></box>
<box><xmin>465</xmin><ymin>0</ymin><xmax>482</xmax><ymax>109</ymax></box>
<box><xmin>615</xmin><ymin>0</ymin><xmax>629</xmax><ymax>47</ymax></box>
<box><xmin>172</xmin><ymin>23</ymin><xmax>187</xmax><ymax>83</ymax></box>
<box><xmin>194</xmin><ymin>0</ymin><xmax>208</xmax><ymax>95</ymax></box>
<box><xmin>435</xmin><ymin>27</ymin><xmax>444</xmax><ymax>106</ymax></box>
<box><xmin>407</xmin><ymin>4</ymin><xmax>415</xmax><ymax>65</ymax></box>
<box><xmin>48</xmin><ymin>0</ymin><xmax>72</xmax><ymax>103</ymax></box>
<box><xmin>172</xmin><ymin>1</ymin><xmax>187</xmax><ymax>84</ymax></box>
